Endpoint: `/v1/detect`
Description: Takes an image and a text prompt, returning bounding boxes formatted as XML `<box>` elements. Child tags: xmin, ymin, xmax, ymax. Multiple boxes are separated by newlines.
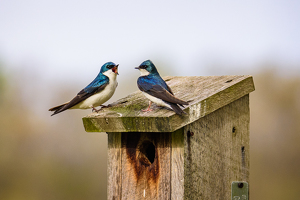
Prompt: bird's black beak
<box><xmin>135</xmin><ymin>66</ymin><xmax>140</xmax><ymax>70</ymax></box>
<box><xmin>112</xmin><ymin>64</ymin><xmax>119</xmax><ymax>75</ymax></box>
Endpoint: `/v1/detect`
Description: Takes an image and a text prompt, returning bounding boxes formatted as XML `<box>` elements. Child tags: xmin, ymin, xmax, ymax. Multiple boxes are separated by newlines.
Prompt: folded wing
<box><xmin>49</xmin><ymin>75</ymin><xmax>109</xmax><ymax>116</ymax></box>
<box><xmin>138</xmin><ymin>82</ymin><xmax>188</xmax><ymax>105</ymax></box>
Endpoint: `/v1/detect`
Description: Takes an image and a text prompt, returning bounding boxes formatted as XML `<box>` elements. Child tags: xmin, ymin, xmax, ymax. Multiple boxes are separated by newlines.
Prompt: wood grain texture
<box><xmin>171</xmin><ymin>129</ymin><xmax>184</xmax><ymax>200</ymax></box>
<box><xmin>107</xmin><ymin>132</ymin><xmax>122</xmax><ymax>200</ymax></box>
<box><xmin>183</xmin><ymin>95</ymin><xmax>250</xmax><ymax>200</ymax></box>
<box><xmin>106</xmin><ymin>95</ymin><xmax>250</xmax><ymax>199</ymax></box>
<box><xmin>82</xmin><ymin>75</ymin><xmax>255</xmax><ymax>132</ymax></box>
<box><xmin>120</xmin><ymin>132</ymin><xmax>171</xmax><ymax>200</ymax></box>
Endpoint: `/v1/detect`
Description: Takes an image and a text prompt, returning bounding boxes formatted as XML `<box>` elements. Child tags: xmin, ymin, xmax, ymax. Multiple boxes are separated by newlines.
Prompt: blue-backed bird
<box><xmin>49</xmin><ymin>62</ymin><xmax>119</xmax><ymax>116</ymax></box>
<box><xmin>135</xmin><ymin>60</ymin><xmax>188</xmax><ymax>115</ymax></box>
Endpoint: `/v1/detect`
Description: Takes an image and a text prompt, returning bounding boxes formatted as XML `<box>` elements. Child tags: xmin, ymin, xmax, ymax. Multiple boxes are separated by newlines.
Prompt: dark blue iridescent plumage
<box><xmin>136</xmin><ymin>60</ymin><xmax>169</xmax><ymax>92</ymax></box>
<box><xmin>83</xmin><ymin>70</ymin><xmax>109</xmax><ymax>94</ymax></box>
<box><xmin>137</xmin><ymin>73</ymin><xmax>170</xmax><ymax>92</ymax></box>
<box><xmin>78</xmin><ymin>62</ymin><xmax>118</xmax><ymax>96</ymax></box>
<box><xmin>136</xmin><ymin>60</ymin><xmax>188</xmax><ymax>115</ymax></box>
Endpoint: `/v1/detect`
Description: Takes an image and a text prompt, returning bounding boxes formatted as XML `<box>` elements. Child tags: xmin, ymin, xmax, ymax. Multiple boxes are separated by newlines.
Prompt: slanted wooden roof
<box><xmin>82</xmin><ymin>75</ymin><xmax>254</xmax><ymax>132</ymax></box>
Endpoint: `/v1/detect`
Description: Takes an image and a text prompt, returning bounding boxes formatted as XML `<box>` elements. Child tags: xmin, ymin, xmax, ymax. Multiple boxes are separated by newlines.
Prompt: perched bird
<box><xmin>49</xmin><ymin>62</ymin><xmax>119</xmax><ymax>116</ymax></box>
<box><xmin>135</xmin><ymin>60</ymin><xmax>188</xmax><ymax>115</ymax></box>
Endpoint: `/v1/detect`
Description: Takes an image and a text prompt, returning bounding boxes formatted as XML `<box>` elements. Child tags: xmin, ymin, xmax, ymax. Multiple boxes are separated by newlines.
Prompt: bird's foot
<box><xmin>141</xmin><ymin>101</ymin><xmax>153</xmax><ymax>112</ymax></box>
<box><xmin>141</xmin><ymin>108</ymin><xmax>153</xmax><ymax>112</ymax></box>
<box><xmin>92</xmin><ymin>106</ymin><xmax>102</xmax><ymax>112</ymax></box>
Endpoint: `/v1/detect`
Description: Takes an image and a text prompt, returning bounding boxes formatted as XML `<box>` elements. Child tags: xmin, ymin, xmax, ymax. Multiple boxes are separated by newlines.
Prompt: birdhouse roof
<box><xmin>82</xmin><ymin>75</ymin><xmax>255</xmax><ymax>132</ymax></box>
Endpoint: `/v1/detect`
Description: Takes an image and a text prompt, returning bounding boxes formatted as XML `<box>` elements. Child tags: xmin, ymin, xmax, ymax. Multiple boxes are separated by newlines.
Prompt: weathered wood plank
<box><xmin>120</xmin><ymin>132</ymin><xmax>171</xmax><ymax>199</ymax></box>
<box><xmin>107</xmin><ymin>132</ymin><xmax>122</xmax><ymax>200</ymax></box>
<box><xmin>171</xmin><ymin>128</ymin><xmax>184</xmax><ymax>200</ymax></box>
<box><xmin>83</xmin><ymin>75</ymin><xmax>254</xmax><ymax>133</ymax></box>
<box><xmin>183</xmin><ymin>95</ymin><xmax>250</xmax><ymax>200</ymax></box>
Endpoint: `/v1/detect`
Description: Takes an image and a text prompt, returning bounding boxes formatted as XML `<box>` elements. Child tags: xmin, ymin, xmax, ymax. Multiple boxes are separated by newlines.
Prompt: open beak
<box><xmin>112</xmin><ymin>64</ymin><xmax>119</xmax><ymax>75</ymax></box>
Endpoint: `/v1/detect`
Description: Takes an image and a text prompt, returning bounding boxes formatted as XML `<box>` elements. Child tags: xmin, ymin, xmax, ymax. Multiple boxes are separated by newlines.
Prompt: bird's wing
<box><xmin>51</xmin><ymin>75</ymin><xmax>109</xmax><ymax>116</ymax></box>
<box><xmin>81</xmin><ymin>74</ymin><xmax>109</xmax><ymax>94</ymax></box>
<box><xmin>138</xmin><ymin>79</ymin><xmax>188</xmax><ymax>105</ymax></box>
<box><xmin>166</xmin><ymin>84</ymin><xmax>174</xmax><ymax>95</ymax></box>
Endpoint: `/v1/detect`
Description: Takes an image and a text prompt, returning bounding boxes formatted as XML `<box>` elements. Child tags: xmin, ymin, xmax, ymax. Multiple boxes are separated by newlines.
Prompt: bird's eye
<box><xmin>107</xmin><ymin>65</ymin><xmax>113</xmax><ymax>69</ymax></box>
<box><xmin>140</xmin><ymin>65</ymin><xmax>147</xmax><ymax>69</ymax></box>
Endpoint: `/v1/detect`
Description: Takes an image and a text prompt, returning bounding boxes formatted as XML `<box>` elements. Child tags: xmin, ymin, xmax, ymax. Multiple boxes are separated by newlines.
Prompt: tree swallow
<box><xmin>135</xmin><ymin>60</ymin><xmax>188</xmax><ymax>115</ymax></box>
<box><xmin>49</xmin><ymin>62</ymin><xmax>119</xmax><ymax>116</ymax></box>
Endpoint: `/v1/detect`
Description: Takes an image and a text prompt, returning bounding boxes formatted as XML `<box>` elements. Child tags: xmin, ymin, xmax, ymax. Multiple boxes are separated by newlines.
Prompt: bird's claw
<box><xmin>141</xmin><ymin>108</ymin><xmax>153</xmax><ymax>112</ymax></box>
<box><xmin>92</xmin><ymin>107</ymin><xmax>102</xmax><ymax>112</ymax></box>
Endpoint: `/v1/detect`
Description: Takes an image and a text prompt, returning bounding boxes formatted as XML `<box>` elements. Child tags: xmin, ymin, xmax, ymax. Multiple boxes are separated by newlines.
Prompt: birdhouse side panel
<box><xmin>183</xmin><ymin>94</ymin><xmax>250</xmax><ymax>200</ymax></box>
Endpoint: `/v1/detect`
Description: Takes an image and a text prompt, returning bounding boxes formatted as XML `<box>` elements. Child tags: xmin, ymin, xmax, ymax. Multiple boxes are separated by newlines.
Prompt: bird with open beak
<box><xmin>49</xmin><ymin>62</ymin><xmax>119</xmax><ymax>116</ymax></box>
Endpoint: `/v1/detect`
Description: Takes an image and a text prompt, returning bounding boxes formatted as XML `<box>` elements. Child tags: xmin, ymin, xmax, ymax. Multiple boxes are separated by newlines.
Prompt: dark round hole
<box><xmin>238</xmin><ymin>182</ymin><xmax>244</xmax><ymax>188</ymax></box>
<box><xmin>139</xmin><ymin>141</ymin><xmax>156</xmax><ymax>165</ymax></box>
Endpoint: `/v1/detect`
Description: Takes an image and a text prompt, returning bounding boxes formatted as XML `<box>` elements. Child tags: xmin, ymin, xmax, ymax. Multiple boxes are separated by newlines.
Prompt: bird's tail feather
<box><xmin>49</xmin><ymin>103</ymin><xmax>68</xmax><ymax>111</ymax></box>
<box><xmin>179</xmin><ymin>100</ymin><xmax>192</xmax><ymax>108</ymax></box>
<box><xmin>170</xmin><ymin>103</ymin><xmax>187</xmax><ymax>115</ymax></box>
<box><xmin>49</xmin><ymin>102</ymin><xmax>69</xmax><ymax>116</ymax></box>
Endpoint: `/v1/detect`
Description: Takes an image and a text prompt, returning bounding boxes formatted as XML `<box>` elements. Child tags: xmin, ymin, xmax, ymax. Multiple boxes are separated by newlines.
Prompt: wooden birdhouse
<box><xmin>82</xmin><ymin>75</ymin><xmax>255</xmax><ymax>200</ymax></box>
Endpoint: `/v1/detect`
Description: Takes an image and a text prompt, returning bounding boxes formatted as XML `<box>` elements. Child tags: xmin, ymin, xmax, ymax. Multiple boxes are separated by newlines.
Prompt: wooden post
<box><xmin>82</xmin><ymin>75</ymin><xmax>255</xmax><ymax>200</ymax></box>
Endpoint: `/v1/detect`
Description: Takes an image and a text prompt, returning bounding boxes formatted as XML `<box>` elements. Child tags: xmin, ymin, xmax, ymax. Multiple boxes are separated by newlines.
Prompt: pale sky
<box><xmin>0</xmin><ymin>0</ymin><xmax>299</xmax><ymax>84</ymax></box>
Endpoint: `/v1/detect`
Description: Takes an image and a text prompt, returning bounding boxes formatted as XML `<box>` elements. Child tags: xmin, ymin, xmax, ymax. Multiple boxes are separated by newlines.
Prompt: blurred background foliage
<box><xmin>0</xmin><ymin>68</ymin><xmax>107</xmax><ymax>200</ymax></box>
<box><xmin>0</xmin><ymin>63</ymin><xmax>300</xmax><ymax>199</ymax></box>
<box><xmin>250</xmin><ymin>69</ymin><xmax>300</xmax><ymax>199</ymax></box>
